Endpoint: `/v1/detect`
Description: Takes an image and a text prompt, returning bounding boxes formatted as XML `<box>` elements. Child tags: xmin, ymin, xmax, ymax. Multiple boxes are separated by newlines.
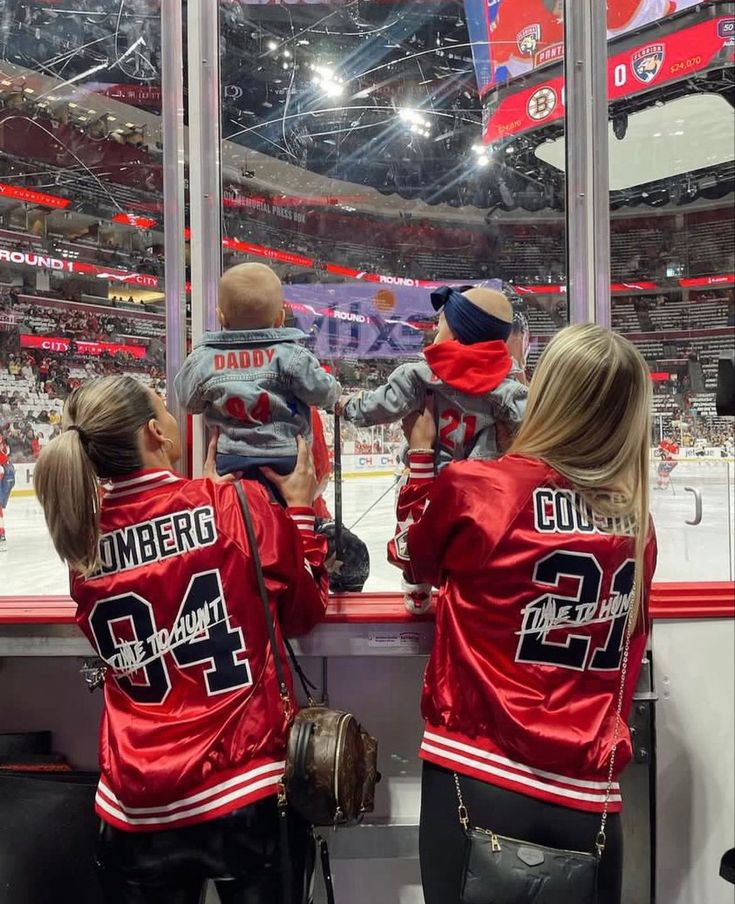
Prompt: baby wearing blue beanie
<box><xmin>340</xmin><ymin>285</ymin><xmax>528</xmax><ymax>613</ymax></box>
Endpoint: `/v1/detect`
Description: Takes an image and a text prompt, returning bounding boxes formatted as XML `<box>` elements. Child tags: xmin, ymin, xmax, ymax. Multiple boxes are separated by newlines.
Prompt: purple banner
<box><xmin>284</xmin><ymin>281</ymin><xmax>501</xmax><ymax>359</ymax></box>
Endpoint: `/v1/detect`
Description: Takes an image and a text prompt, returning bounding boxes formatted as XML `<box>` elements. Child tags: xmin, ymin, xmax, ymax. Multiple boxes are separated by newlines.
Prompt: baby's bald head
<box><xmin>217</xmin><ymin>263</ymin><xmax>284</xmax><ymax>331</ymax></box>
<box><xmin>461</xmin><ymin>287</ymin><xmax>513</xmax><ymax>323</ymax></box>
<box><xmin>434</xmin><ymin>286</ymin><xmax>513</xmax><ymax>345</ymax></box>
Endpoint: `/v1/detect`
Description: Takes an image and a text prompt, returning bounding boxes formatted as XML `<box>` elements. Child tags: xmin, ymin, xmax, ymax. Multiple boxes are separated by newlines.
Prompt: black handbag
<box><xmin>460</xmin><ymin>822</ymin><xmax>599</xmax><ymax>904</ymax></box>
<box><xmin>456</xmin><ymin>589</ymin><xmax>635</xmax><ymax>904</ymax></box>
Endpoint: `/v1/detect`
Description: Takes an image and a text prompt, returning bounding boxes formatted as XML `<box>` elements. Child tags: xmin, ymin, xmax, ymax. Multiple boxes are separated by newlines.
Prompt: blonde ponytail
<box><xmin>34</xmin><ymin>376</ymin><xmax>156</xmax><ymax>576</ymax></box>
<box><xmin>511</xmin><ymin>324</ymin><xmax>652</xmax><ymax>624</ymax></box>
<box><xmin>34</xmin><ymin>429</ymin><xmax>101</xmax><ymax>577</ymax></box>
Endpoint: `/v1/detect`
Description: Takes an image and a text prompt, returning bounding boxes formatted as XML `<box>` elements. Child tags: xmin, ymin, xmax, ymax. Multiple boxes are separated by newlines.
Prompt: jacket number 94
<box><xmin>89</xmin><ymin>570</ymin><xmax>253</xmax><ymax>705</ymax></box>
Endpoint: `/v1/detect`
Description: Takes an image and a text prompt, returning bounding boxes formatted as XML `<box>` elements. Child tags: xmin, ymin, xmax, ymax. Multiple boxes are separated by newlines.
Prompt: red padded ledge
<box><xmin>648</xmin><ymin>582</ymin><xmax>735</xmax><ymax>620</ymax></box>
<box><xmin>0</xmin><ymin>583</ymin><xmax>732</xmax><ymax>626</ymax></box>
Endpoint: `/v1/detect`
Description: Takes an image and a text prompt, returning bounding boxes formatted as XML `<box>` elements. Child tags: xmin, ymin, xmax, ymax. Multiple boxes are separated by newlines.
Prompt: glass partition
<box><xmin>218</xmin><ymin>0</ymin><xmax>569</xmax><ymax>591</ymax></box>
<box><xmin>0</xmin><ymin>0</ymin><xmax>168</xmax><ymax>594</ymax></box>
<box><xmin>2</xmin><ymin>1</ymin><xmax>731</xmax><ymax>597</ymax></box>
<box><xmin>602</xmin><ymin>2</ymin><xmax>734</xmax><ymax>581</ymax></box>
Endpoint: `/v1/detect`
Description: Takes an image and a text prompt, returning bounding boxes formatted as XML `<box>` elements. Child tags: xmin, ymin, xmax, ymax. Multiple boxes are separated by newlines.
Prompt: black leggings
<box><xmin>96</xmin><ymin>797</ymin><xmax>313</xmax><ymax>904</ymax></box>
<box><xmin>420</xmin><ymin>762</ymin><xmax>623</xmax><ymax>904</ymax></box>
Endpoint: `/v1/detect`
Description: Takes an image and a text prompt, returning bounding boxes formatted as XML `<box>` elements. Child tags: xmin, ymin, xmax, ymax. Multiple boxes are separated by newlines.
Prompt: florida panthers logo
<box><xmin>631</xmin><ymin>44</ymin><xmax>665</xmax><ymax>83</ymax></box>
<box><xmin>517</xmin><ymin>24</ymin><xmax>541</xmax><ymax>56</ymax></box>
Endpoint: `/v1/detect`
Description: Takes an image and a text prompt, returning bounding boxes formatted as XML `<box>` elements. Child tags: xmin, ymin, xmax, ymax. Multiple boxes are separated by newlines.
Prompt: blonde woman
<box><xmin>389</xmin><ymin>325</ymin><xmax>656</xmax><ymax>904</ymax></box>
<box><xmin>34</xmin><ymin>375</ymin><xmax>327</xmax><ymax>904</ymax></box>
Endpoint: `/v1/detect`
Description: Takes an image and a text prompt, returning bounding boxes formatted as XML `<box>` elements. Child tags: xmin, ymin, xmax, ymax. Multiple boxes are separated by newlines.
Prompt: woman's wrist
<box><xmin>408</xmin><ymin>447</ymin><xmax>434</xmax><ymax>454</ymax></box>
<box><xmin>283</xmin><ymin>493</ymin><xmax>314</xmax><ymax>509</ymax></box>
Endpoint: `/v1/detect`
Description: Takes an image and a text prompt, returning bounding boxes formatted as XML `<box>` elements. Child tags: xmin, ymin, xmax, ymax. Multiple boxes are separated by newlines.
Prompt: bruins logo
<box><xmin>527</xmin><ymin>87</ymin><xmax>557</xmax><ymax>122</ymax></box>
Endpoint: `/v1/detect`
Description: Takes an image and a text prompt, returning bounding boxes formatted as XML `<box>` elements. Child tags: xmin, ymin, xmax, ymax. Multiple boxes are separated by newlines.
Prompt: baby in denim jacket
<box><xmin>175</xmin><ymin>263</ymin><xmax>340</xmax><ymax>477</ymax></box>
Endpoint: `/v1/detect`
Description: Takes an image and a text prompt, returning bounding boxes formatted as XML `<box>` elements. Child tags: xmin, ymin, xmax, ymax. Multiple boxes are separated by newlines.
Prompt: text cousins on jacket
<box><xmin>533</xmin><ymin>488</ymin><xmax>636</xmax><ymax>536</ymax></box>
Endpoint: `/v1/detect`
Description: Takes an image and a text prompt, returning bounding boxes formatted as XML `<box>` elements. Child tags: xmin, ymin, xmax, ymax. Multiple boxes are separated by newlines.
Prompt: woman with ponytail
<box><xmin>34</xmin><ymin>374</ymin><xmax>328</xmax><ymax>904</ymax></box>
<box><xmin>389</xmin><ymin>324</ymin><xmax>657</xmax><ymax>904</ymax></box>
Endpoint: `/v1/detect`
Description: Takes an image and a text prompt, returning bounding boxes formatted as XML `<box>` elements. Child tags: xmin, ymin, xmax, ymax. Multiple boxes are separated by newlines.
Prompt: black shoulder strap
<box><xmin>319</xmin><ymin>837</ymin><xmax>336</xmax><ymax>904</ymax></box>
<box><xmin>234</xmin><ymin>480</ymin><xmax>290</xmax><ymax>705</ymax></box>
<box><xmin>234</xmin><ymin>481</ymin><xmax>318</xmax><ymax>704</ymax></box>
<box><xmin>333</xmin><ymin>411</ymin><xmax>343</xmax><ymax>559</ymax></box>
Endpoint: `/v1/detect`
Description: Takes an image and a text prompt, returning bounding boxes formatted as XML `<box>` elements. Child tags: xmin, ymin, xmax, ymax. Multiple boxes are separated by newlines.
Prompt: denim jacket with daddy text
<box><xmin>174</xmin><ymin>328</ymin><xmax>340</xmax><ymax>459</ymax></box>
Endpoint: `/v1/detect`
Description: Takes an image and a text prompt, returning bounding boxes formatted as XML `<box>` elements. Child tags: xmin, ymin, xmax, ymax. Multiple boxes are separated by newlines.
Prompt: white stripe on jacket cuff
<box><xmin>408</xmin><ymin>452</ymin><xmax>435</xmax><ymax>480</ymax></box>
<box><xmin>288</xmin><ymin>508</ymin><xmax>316</xmax><ymax>532</ymax></box>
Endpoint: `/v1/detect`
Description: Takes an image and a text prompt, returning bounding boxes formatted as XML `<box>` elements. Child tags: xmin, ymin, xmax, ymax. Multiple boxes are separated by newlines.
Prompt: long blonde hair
<box><xmin>34</xmin><ymin>375</ymin><xmax>156</xmax><ymax>577</ymax></box>
<box><xmin>511</xmin><ymin>324</ymin><xmax>652</xmax><ymax>622</ymax></box>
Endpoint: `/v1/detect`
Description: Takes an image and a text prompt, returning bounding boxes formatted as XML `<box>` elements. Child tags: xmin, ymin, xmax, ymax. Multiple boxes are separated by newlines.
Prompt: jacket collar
<box><xmin>424</xmin><ymin>339</ymin><xmax>513</xmax><ymax>396</ymax></box>
<box><xmin>103</xmin><ymin>468</ymin><xmax>182</xmax><ymax>500</ymax></box>
<box><xmin>195</xmin><ymin>327</ymin><xmax>306</xmax><ymax>348</ymax></box>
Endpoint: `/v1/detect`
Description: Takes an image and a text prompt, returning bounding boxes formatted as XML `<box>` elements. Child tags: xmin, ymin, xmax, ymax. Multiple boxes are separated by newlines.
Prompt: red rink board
<box><xmin>2</xmin><ymin>584</ymin><xmax>733</xmax><ymax>626</ymax></box>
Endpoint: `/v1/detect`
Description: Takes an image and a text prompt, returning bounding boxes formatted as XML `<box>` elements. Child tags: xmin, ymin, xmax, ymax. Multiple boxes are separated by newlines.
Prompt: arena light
<box><xmin>398</xmin><ymin>108</ymin><xmax>431</xmax><ymax>138</ymax></box>
<box><xmin>472</xmin><ymin>142</ymin><xmax>491</xmax><ymax>166</ymax></box>
<box><xmin>309</xmin><ymin>63</ymin><xmax>344</xmax><ymax>98</ymax></box>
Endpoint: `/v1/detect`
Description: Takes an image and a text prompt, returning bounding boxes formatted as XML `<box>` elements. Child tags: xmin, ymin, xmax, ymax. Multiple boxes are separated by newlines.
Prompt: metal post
<box><xmin>187</xmin><ymin>0</ymin><xmax>222</xmax><ymax>473</ymax></box>
<box><xmin>161</xmin><ymin>0</ymin><xmax>188</xmax><ymax>476</ymax></box>
<box><xmin>564</xmin><ymin>0</ymin><xmax>611</xmax><ymax>325</ymax></box>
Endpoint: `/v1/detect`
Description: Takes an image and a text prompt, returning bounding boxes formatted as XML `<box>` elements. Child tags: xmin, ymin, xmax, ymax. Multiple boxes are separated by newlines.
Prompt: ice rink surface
<box><xmin>2</xmin><ymin>461</ymin><xmax>733</xmax><ymax>598</ymax></box>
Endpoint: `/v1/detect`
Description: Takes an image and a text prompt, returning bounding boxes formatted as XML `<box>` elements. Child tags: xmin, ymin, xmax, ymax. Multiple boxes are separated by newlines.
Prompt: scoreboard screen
<box><xmin>465</xmin><ymin>0</ymin><xmax>721</xmax><ymax>94</ymax></box>
<box><xmin>482</xmin><ymin>14</ymin><xmax>735</xmax><ymax>143</ymax></box>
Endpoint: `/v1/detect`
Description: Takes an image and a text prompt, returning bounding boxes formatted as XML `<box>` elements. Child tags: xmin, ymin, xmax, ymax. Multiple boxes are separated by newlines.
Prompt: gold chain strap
<box><xmin>454</xmin><ymin>772</ymin><xmax>469</xmax><ymax>830</ymax></box>
<box><xmin>596</xmin><ymin>579</ymin><xmax>636</xmax><ymax>857</ymax></box>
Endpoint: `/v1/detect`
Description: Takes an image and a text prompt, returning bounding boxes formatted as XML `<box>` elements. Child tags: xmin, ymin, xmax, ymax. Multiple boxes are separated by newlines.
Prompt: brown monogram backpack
<box><xmin>235</xmin><ymin>482</ymin><xmax>380</xmax><ymax>829</ymax></box>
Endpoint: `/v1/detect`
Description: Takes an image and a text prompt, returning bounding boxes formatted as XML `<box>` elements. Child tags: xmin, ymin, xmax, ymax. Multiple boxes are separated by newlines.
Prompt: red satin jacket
<box><xmin>389</xmin><ymin>452</ymin><xmax>657</xmax><ymax>813</ymax></box>
<box><xmin>71</xmin><ymin>469</ymin><xmax>328</xmax><ymax>832</ymax></box>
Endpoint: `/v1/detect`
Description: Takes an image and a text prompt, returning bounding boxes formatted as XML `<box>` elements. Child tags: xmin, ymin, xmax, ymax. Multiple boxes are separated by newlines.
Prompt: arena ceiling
<box><xmin>536</xmin><ymin>93</ymin><xmax>735</xmax><ymax>191</ymax></box>
<box><xmin>0</xmin><ymin>0</ymin><xmax>733</xmax><ymax>231</ymax></box>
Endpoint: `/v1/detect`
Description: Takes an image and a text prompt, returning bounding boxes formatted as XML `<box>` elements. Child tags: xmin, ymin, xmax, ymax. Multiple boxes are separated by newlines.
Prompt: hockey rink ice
<box><xmin>2</xmin><ymin>461</ymin><xmax>733</xmax><ymax>597</ymax></box>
